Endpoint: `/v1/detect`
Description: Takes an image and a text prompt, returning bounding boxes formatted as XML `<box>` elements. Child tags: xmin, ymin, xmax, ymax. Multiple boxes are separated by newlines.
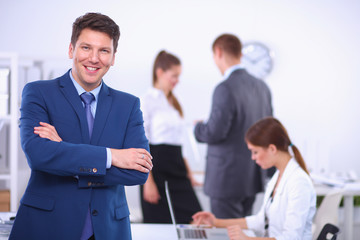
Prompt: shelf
<box><xmin>0</xmin><ymin>174</ymin><xmax>10</xmax><ymax>180</ymax></box>
<box><xmin>0</xmin><ymin>53</ymin><xmax>19</xmax><ymax>212</ymax></box>
<box><xmin>0</xmin><ymin>115</ymin><xmax>11</xmax><ymax>121</ymax></box>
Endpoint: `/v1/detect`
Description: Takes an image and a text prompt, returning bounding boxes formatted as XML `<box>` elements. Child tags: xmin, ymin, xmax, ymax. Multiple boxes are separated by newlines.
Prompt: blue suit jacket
<box><xmin>10</xmin><ymin>70</ymin><xmax>149</xmax><ymax>240</ymax></box>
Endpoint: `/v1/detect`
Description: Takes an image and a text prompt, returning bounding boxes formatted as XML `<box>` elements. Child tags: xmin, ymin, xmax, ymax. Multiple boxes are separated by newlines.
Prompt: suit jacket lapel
<box><xmin>91</xmin><ymin>83</ymin><xmax>112</xmax><ymax>145</ymax></box>
<box><xmin>58</xmin><ymin>71</ymin><xmax>90</xmax><ymax>143</ymax></box>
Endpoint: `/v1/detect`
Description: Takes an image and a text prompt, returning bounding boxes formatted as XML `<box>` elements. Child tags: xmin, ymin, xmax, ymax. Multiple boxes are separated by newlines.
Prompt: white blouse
<box><xmin>141</xmin><ymin>88</ymin><xmax>185</xmax><ymax>146</ymax></box>
<box><xmin>245</xmin><ymin>158</ymin><xmax>316</xmax><ymax>240</ymax></box>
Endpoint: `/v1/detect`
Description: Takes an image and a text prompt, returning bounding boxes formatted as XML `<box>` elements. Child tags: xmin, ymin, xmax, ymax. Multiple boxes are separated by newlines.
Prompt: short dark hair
<box><xmin>212</xmin><ymin>34</ymin><xmax>242</xmax><ymax>59</ymax></box>
<box><xmin>71</xmin><ymin>12</ymin><xmax>120</xmax><ymax>52</ymax></box>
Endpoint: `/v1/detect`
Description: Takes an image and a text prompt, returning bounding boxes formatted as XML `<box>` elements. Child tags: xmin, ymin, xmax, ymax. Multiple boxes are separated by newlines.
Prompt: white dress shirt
<box><xmin>141</xmin><ymin>88</ymin><xmax>185</xmax><ymax>146</ymax></box>
<box><xmin>223</xmin><ymin>64</ymin><xmax>243</xmax><ymax>80</ymax></box>
<box><xmin>245</xmin><ymin>158</ymin><xmax>316</xmax><ymax>240</ymax></box>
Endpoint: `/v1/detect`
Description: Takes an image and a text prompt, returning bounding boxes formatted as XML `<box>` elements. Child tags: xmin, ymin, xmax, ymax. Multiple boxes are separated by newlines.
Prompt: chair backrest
<box><xmin>313</xmin><ymin>189</ymin><xmax>343</xmax><ymax>239</ymax></box>
<box><xmin>316</xmin><ymin>223</ymin><xmax>339</xmax><ymax>240</ymax></box>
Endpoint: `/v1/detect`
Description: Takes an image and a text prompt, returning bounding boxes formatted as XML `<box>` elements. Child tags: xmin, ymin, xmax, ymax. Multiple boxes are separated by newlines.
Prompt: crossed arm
<box><xmin>34</xmin><ymin>122</ymin><xmax>153</xmax><ymax>173</ymax></box>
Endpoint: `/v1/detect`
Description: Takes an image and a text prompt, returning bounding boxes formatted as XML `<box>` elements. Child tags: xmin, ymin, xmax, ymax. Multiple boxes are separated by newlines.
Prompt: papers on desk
<box><xmin>311</xmin><ymin>171</ymin><xmax>360</xmax><ymax>192</ymax></box>
<box><xmin>0</xmin><ymin>213</ymin><xmax>15</xmax><ymax>238</ymax></box>
<box><xmin>0</xmin><ymin>220</ymin><xmax>13</xmax><ymax>238</ymax></box>
<box><xmin>344</xmin><ymin>182</ymin><xmax>360</xmax><ymax>191</ymax></box>
<box><xmin>311</xmin><ymin>173</ymin><xmax>346</xmax><ymax>187</ymax></box>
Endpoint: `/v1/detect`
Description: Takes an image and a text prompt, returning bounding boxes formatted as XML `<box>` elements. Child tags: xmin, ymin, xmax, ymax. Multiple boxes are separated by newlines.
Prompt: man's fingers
<box><xmin>135</xmin><ymin>159</ymin><xmax>152</xmax><ymax>171</ymax></box>
<box><xmin>136</xmin><ymin>148</ymin><xmax>153</xmax><ymax>159</ymax></box>
<box><xmin>136</xmin><ymin>164</ymin><xmax>150</xmax><ymax>173</ymax></box>
<box><xmin>137</xmin><ymin>152</ymin><xmax>153</xmax><ymax>168</ymax></box>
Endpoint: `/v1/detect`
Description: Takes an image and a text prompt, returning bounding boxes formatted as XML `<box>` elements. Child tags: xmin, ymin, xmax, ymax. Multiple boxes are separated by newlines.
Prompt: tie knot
<box><xmin>80</xmin><ymin>92</ymin><xmax>95</xmax><ymax>105</ymax></box>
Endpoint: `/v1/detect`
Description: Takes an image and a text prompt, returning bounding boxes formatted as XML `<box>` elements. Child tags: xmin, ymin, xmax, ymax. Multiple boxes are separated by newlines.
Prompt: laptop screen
<box><xmin>165</xmin><ymin>181</ymin><xmax>178</xmax><ymax>226</ymax></box>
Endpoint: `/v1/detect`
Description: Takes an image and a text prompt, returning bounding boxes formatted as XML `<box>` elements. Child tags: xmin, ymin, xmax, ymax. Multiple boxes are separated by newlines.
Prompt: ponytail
<box><xmin>168</xmin><ymin>91</ymin><xmax>183</xmax><ymax>117</ymax></box>
<box><xmin>290</xmin><ymin>144</ymin><xmax>309</xmax><ymax>175</ymax></box>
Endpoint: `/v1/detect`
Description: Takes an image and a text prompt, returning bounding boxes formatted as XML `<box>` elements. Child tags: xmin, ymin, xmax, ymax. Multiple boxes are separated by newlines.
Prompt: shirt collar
<box><xmin>276</xmin><ymin>158</ymin><xmax>301</xmax><ymax>194</ymax></box>
<box><xmin>69</xmin><ymin>70</ymin><xmax>102</xmax><ymax>101</ymax></box>
<box><xmin>148</xmin><ymin>87</ymin><xmax>167</xmax><ymax>99</ymax></box>
<box><xmin>223</xmin><ymin>64</ymin><xmax>243</xmax><ymax>80</ymax></box>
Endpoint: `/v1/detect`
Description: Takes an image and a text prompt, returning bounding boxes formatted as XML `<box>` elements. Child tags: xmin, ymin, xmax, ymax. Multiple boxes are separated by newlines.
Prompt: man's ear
<box><xmin>214</xmin><ymin>46</ymin><xmax>222</xmax><ymax>58</ymax></box>
<box><xmin>111</xmin><ymin>53</ymin><xmax>116</xmax><ymax>66</ymax></box>
<box><xmin>68</xmin><ymin>43</ymin><xmax>74</xmax><ymax>59</ymax></box>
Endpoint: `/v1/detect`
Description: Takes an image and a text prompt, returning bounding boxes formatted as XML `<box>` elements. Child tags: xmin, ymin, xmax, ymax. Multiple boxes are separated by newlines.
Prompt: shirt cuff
<box><xmin>106</xmin><ymin>148</ymin><xmax>112</xmax><ymax>169</ymax></box>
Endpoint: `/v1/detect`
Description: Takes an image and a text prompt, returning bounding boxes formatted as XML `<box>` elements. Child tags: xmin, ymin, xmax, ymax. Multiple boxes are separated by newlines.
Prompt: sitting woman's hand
<box><xmin>227</xmin><ymin>225</ymin><xmax>248</xmax><ymax>240</ymax></box>
<box><xmin>192</xmin><ymin>211</ymin><xmax>216</xmax><ymax>227</ymax></box>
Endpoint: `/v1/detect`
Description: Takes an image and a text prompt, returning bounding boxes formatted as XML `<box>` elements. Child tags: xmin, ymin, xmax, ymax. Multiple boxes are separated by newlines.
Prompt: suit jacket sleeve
<box><xmin>20</xmin><ymin>83</ymin><xmax>108</xmax><ymax>177</ymax></box>
<box><xmin>194</xmin><ymin>83</ymin><xmax>235</xmax><ymax>144</ymax></box>
<box><xmin>78</xmin><ymin>97</ymin><xmax>149</xmax><ymax>187</ymax></box>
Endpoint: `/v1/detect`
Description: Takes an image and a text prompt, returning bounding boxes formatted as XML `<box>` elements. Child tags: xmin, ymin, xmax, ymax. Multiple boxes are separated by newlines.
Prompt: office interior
<box><xmin>0</xmin><ymin>0</ymin><xmax>360</xmax><ymax>239</ymax></box>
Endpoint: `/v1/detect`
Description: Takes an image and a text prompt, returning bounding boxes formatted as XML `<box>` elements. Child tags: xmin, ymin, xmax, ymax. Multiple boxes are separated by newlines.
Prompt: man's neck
<box><xmin>221</xmin><ymin>58</ymin><xmax>241</xmax><ymax>75</ymax></box>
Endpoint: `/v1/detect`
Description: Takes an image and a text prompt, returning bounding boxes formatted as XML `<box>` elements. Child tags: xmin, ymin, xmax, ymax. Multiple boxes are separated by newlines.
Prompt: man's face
<box><xmin>69</xmin><ymin>28</ymin><xmax>115</xmax><ymax>91</ymax></box>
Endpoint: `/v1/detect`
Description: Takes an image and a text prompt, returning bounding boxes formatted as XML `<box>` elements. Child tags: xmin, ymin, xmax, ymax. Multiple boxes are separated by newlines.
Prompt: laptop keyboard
<box><xmin>184</xmin><ymin>229</ymin><xmax>208</xmax><ymax>239</ymax></box>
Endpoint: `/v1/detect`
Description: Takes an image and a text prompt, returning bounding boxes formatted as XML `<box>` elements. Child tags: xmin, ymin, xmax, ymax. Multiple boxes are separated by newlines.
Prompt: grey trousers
<box><xmin>210</xmin><ymin>195</ymin><xmax>256</xmax><ymax>219</ymax></box>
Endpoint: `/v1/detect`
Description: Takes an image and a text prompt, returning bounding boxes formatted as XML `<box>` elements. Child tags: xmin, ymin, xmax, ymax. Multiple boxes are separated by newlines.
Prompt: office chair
<box><xmin>316</xmin><ymin>223</ymin><xmax>339</xmax><ymax>240</ymax></box>
<box><xmin>312</xmin><ymin>189</ymin><xmax>343</xmax><ymax>239</ymax></box>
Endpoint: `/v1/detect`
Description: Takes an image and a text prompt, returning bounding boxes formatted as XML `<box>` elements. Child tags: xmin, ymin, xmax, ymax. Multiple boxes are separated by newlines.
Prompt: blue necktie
<box><xmin>80</xmin><ymin>92</ymin><xmax>95</xmax><ymax>138</ymax></box>
<box><xmin>80</xmin><ymin>92</ymin><xmax>95</xmax><ymax>240</ymax></box>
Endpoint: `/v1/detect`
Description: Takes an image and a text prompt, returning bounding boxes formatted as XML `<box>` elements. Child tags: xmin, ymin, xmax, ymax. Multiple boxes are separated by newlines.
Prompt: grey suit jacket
<box><xmin>194</xmin><ymin>69</ymin><xmax>272</xmax><ymax>199</ymax></box>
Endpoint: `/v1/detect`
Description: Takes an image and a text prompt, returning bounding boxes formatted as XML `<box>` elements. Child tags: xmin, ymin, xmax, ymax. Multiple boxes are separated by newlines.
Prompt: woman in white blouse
<box><xmin>192</xmin><ymin>117</ymin><xmax>316</xmax><ymax>240</ymax></box>
<box><xmin>140</xmin><ymin>50</ymin><xmax>201</xmax><ymax>223</ymax></box>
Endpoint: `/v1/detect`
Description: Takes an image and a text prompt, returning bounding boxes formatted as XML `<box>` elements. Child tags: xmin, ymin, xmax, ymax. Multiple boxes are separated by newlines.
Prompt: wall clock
<box><xmin>241</xmin><ymin>42</ymin><xmax>274</xmax><ymax>80</ymax></box>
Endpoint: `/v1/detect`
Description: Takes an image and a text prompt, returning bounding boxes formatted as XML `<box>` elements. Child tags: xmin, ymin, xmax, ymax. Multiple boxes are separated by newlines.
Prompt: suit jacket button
<box><xmin>92</xmin><ymin>210</ymin><xmax>98</xmax><ymax>216</ymax></box>
<box><xmin>93</xmin><ymin>168</ymin><xmax>98</xmax><ymax>173</ymax></box>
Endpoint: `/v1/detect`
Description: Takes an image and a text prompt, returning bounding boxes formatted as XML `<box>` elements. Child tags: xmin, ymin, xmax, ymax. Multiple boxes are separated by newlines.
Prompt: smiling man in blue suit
<box><xmin>9</xmin><ymin>13</ymin><xmax>153</xmax><ymax>240</ymax></box>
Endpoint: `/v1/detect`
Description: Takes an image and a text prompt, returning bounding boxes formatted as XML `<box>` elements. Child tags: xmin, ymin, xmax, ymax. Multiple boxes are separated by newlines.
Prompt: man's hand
<box><xmin>34</xmin><ymin>122</ymin><xmax>153</xmax><ymax>173</ymax></box>
<box><xmin>34</xmin><ymin>122</ymin><xmax>63</xmax><ymax>142</ymax></box>
<box><xmin>111</xmin><ymin>148</ymin><xmax>153</xmax><ymax>173</ymax></box>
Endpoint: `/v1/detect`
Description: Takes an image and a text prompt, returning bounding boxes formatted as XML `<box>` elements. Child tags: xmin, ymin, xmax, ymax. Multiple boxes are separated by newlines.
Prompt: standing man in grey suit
<box><xmin>194</xmin><ymin>34</ymin><xmax>273</xmax><ymax>219</ymax></box>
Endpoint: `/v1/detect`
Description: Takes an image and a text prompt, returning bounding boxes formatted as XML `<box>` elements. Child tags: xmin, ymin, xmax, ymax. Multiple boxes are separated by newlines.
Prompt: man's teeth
<box><xmin>86</xmin><ymin>67</ymin><xmax>97</xmax><ymax>71</ymax></box>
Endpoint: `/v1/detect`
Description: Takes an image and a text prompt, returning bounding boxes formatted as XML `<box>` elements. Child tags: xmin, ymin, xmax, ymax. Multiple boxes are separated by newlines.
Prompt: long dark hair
<box><xmin>152</xmin><ymin>50</ymin><xmax>183</xmax><ymax>117</ymax></box>
<box><xmin>245</xmin><ymin>117</ymin><xmax>309</xmax><ymax>175</ymax></box>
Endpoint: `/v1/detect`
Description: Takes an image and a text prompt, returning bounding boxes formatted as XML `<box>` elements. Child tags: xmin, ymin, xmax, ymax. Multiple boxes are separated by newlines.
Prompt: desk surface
<box><xmin>0</xmin><ymin>215</ymin><xmax>253</xmax><ymax>240</ymax></box>
<box><xmin>132</xmin><ymin>224</ymin><xmax>178</xmax><ymax>240</ymax></box>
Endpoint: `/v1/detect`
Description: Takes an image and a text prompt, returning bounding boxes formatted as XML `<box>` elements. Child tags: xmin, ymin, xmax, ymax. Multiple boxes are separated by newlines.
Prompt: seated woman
<box><xmin>192</xmin><ymin>117</ymin><xmax>316</xmax><ymax>240</ymax></box>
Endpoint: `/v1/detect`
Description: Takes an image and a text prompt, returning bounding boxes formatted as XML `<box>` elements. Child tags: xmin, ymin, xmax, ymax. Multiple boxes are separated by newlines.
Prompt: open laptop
<box><xmin>165</xmin><ymin>181</ymin><xmax>255</xmax><ymax>240</ymax></box>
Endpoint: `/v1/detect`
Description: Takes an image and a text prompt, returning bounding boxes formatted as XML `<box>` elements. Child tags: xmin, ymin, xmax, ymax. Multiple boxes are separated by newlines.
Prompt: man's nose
<box><xmin>89</xmin><ymin>50</ymin><xmax>99</xmax><ymax>63</ymax></box>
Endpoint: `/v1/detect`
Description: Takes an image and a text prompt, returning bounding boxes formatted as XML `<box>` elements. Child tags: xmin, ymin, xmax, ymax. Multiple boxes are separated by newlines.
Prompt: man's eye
<box><xmin>82</xmin><ymin>46</ymin><xmax>89</xmax><ymax>50</ymax></box>
<box><xmin>101</xmin><ymin>49</ymin><xmax>110</xmax><ymax>53</ymax></box>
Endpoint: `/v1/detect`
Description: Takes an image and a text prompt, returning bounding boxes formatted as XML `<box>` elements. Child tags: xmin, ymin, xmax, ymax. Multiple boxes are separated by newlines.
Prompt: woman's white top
<box><xmin>141</xmin><ymin>87</ymin><xmax>185</xmax><ymax>146</ymax></box>
<box><xmin>245</xmin><ymin>158</ymin><xmax>316</xmax><ymax>240</ymax></box>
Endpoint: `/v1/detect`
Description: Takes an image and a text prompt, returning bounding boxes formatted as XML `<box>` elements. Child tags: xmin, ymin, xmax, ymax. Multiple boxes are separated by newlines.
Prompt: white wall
<box><xmin>1</xmin><ymin>0</ymin><xmax>360</xmax><ymax>201</ymax></box>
